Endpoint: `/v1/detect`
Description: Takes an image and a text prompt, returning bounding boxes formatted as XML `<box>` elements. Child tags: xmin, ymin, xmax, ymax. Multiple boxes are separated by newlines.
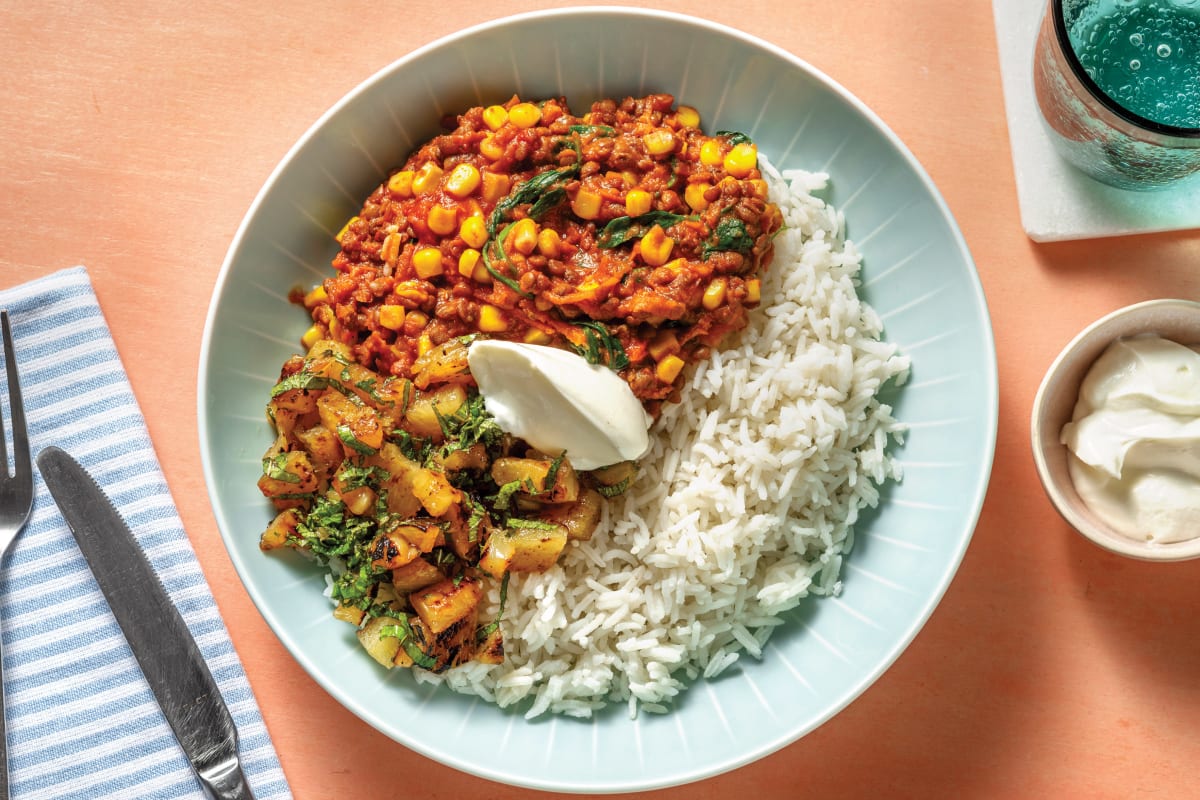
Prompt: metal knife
<box><xmin>36</xmin><ymin>446</ymin><xmax>255</xmax><ymax>800</ymax></box>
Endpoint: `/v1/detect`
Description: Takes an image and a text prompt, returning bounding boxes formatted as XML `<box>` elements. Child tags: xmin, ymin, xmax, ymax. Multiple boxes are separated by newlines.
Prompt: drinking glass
<box><xmin>1033</xmin><ymin>0</ymin><xmax>1200</xmax><ymax>190</ymax></box>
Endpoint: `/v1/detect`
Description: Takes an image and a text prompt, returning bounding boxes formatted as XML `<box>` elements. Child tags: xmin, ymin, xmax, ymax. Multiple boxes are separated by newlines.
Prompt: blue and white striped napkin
<box><xmin>0</xmin><ymin>268</ymin><xmax>292</xmax><ymax>799</ymax></box>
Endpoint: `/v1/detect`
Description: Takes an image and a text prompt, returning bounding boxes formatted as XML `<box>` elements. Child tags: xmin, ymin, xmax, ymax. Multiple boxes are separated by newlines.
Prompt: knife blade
<box><xmin>36</xmin><ymin>446</ymin><xmax>254</xmax><ymax>800</ymax></box>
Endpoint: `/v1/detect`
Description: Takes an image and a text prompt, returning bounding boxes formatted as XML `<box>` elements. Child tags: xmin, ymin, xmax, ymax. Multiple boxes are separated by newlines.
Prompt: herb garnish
<box><xmin>336</xmin><ymin>463</ymin><xmax>389</xmax><ymax>490</ymax></box>
<box><xmin>336</xmin><ymin>424</ymin><xmax>378</xmax><ymax>456</ymax></box>
<box><xmin>380</xmin><ymin>617</ymin><xmax>438</xmax><ymax>670</ymax></box>
<box><xmin>596</xmin><ymin>477</ymin><xmax>631</xmax><ymax>497</ymax></box>
<box><xmin>507</xmin><ymin>518</ymin><xmax>559</xmax><ymax>531</ymax></box>
<box><xmin>476</xmin><ymin>572</ymin><xmax>510</xmax><ymax>643</ymax></box>
<box><xmin>493</xmin><ymin>479</ymin><xmax>525</xmax><ymax>511</ymax></box>
<box><xmin>270</xmin><ymin>372</ymin><xmax>329</xmax><ymax>398</ymax></box>
<box><xmin>435</xmin><ymin>392</ymin><xmax>504</xmax><ymax>456</ymax></box>
<box><xmin>262</xmin><ymin>452</ymin><xmax>301</xmax><ymax>483</ymax></box>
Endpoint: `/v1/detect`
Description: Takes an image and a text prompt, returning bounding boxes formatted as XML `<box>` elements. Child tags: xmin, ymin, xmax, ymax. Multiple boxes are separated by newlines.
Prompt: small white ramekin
<box><xmin>1031</xmin><ymin>299</ymin><xmax>1200</xmax><ymax>561</ymax></box>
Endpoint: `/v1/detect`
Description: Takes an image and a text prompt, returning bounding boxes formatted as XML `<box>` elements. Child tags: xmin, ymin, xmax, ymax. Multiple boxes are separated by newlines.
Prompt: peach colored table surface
<box><xmin>4</xmin><ymin>2</ymin><xmax>1199</xmax><ymax>797</ymax></box>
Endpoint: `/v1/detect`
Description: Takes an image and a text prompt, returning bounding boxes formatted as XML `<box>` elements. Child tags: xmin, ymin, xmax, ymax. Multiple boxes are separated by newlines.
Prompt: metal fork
<box><xmin>0</xmin><ymin>310</ymin><xmax>34</xmax><ymax>799</ymax></box>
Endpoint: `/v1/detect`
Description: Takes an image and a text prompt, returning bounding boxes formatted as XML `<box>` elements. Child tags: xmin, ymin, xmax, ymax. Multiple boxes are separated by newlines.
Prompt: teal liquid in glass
<box><xmin>1068</xmin><ymin>0</ymin><xmax>1200</xmax><ymax>128</ymax></box>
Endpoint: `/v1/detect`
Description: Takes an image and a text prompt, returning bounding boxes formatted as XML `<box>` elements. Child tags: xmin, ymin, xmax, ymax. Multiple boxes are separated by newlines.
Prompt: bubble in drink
<box><xmin>1069</xmin><ymin>0</ymin><xmax>1200</xmax><ymax>127</ymax></box>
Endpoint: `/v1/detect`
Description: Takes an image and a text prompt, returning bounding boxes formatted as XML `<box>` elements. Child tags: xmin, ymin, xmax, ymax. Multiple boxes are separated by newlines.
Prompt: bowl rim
<box><xmin>1031</xmin><ymin>298</ymin><xmax>1200</xmax><ymax>562</ymax></box>
<box><xmin>198</xmin><ymin>5</ymin><xmax>997</xmax><ymax>792</ymax></box>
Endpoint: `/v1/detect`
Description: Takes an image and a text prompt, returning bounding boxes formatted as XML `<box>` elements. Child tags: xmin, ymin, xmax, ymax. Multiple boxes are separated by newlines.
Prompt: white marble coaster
<box><xmin>992</xmin><ymin>0</ymin><xmax>1200</xmax><ymax>242</ymax></box>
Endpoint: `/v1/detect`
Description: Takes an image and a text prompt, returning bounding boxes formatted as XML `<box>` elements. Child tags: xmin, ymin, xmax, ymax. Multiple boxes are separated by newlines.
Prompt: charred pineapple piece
<box><xmin>538</xmin><ymin>488</ymin><xmax>604</xmax><ymax>541</ymax></box>
<box><xmin>491</xmin><ymin>456</ymin><xmax>578</xmax><ymax>503</ymax></box>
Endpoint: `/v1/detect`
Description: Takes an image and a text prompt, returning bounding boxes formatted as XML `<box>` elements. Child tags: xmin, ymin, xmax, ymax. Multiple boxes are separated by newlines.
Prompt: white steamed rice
<box><xmin>415</xmin><ymin>157</ymin><xmax>911</xmax><ymax>718</ymax></box>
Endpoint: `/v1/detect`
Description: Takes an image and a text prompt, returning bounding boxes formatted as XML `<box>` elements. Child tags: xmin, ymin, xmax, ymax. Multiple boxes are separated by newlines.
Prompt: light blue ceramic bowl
<box><xmin>199</xmin><ymin>7</ymin><xmax>997</xmax><ymax>793</ymax></box>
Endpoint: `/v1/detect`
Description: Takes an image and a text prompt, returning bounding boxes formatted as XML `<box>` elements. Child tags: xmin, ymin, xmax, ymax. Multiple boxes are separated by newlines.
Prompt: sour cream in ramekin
<box><xmin>1060</xmin><ymin>335</ymin><xmax>1200</xmax><ymax>544</ymax></box>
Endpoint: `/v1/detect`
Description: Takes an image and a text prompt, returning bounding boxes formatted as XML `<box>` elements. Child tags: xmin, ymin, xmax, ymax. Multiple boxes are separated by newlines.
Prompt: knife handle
<box><xmin>199</xmin><ymin>759</ymin><xmax>255</xmax><ymax>800</ymax></box>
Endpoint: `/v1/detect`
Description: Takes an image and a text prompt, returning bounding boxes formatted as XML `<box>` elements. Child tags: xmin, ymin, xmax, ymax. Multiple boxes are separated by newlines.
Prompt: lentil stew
<box><xmin>301</xmin><ymin>94</ymin><xmax>783</xmax><ymax>415</ymax></box>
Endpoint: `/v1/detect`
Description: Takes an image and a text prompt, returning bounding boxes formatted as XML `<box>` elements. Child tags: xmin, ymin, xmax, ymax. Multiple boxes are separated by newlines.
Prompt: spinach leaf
<box><xmin>567</xmin><ymin>320</ymin><xmax>630</xmax><ymax>371</ymax></box>
<box><xmin>716</xmin><ymin>130</ymin><xmax>753</xmax><ymax>145</ymax></box>
<box><xmin>481</xmin><ymin>222</ymin><xmax>533</xmax><ymax>297</ymax></box>
<box><xmin>527</xmin><ymin>186</ymin><xmax>567</xmax><ymax>220</ymax></box>
<box><xmin>568</xmin><ymin>124</ymin><xmax>615</xmax><ymax>137</ymax></box>
<box><xmin>701</xmin><ymin>216</ymin><xmax>755</xmax><ymax>260</ymax></box>
<box><xmin>487</xmin><ymin>164</ymin><xmax>580</xmax><ymax>238</ymax></box>
<box><xmin>596</xmin><ymin>210</ymin><xmax>691</xmax><ymax>249</ymax></box>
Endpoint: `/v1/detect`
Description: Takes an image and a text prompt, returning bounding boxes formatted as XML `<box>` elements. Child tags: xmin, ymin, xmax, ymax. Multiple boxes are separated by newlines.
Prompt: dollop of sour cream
<box><xmin>1060</xmin><ymin>335</ymin><xmax>1200</xmax><ymax>544</ymax></box>
<box><xmin>467</xmin><ymin>340</ymin><xmax>651</xmax><ymax>471</ymax></box>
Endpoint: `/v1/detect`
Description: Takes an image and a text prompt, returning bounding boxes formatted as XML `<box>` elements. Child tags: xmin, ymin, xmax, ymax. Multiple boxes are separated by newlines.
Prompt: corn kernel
<box><xmin>335</xmin><ymin>216</ymin><xmax>359</xmax><ymax>243</ymax></box>
<box><xmin>380</xmin><ymin>232</ymin><xmax>403</xmax><ymax>265</ymax></box>
<box><xmin>655</xmin><ymin>354</ymin><xmax>685</xmax><ymax>383</ymax></box>
<box><xmin>640</xmin><ymin>224</ymin><xmax>675</xmax><ymax>266</ymax></box>
<box><xmin>642</xmin><ymin>130</ymin><xmax>676</xmax><ymax>156</ymax></box>
<box><xmin>647</xmin><ymin>329</ymin><xmax>679</xmax><ymax>361</ymax></box>
<box><xmin>481</xmin><ymin>171</ymin><xmax>510</xmax><ymax>202</ymax></box>
<box><xmin>508</xmin><ymin>102</ymin><xmax>541</xmax><ymax>129</ymax></box>
<box><xmin>427</xmin><ymin>204</ymin><xmax>458</xmax><ymax>236</ymax></box>
<box><xmin>303</xmin><ymin>285</ymin><xmax>327</xmax><ymax>308</ymax></box>
<box><xmin>412</xmin><ymin>162</ymin><xmax>444</xmax><ymax>194</ymax></box>
<box><xmin>458</xmin><ymin>248</ymin><xmax>481</xmax><ymax>278</ymax></box>
<box><xmin>676</xmin><ymin>105</ymin><xmax>701</xmax><ymax>128</ymax></box>
<box><xmin>482</xmin><ymin>105</ymin><xmax>508</xmax><ymax>131</ymax></box>
<box><xmin>699</xmin><ymin>139</ymin><xmax>724</xmax><ymax>166</ymax></box>
<box><xmin>684</xmin><ymin>182</ymin><xmax>711</xmax><ymax>212</ymax></box>
<box><xmin>702</xmin><ymin>278</ymin><xmax>728</xmax><ymax>310</ymax></box>
<box><xmin>387</xmin><ymin>170</ymin><xmax>414</xmax><ymax>198</ymax></box>
<box><xmin>523</xmin><ymin>328</ymin><xmax>552</xmax><ymax>345</ymax></box>
<box><xmin>746</xmin><ymin>278</ymin><xmax>761</xmax><ymax>303</ymax></box>
<box><xmin>621</xmin><ymin>170</ymin><xmax>639</xmax><ymax>188</ymax></box>
<box><xmin>478</xmin><ymin>304</ymin><xmax>509</xmax><ymax>332</ymax></box>
<box><xmin>412</xmin><ymin>247</ymin><xmax>444</xmax><ymax>278</ymax></box>
<box><xmin>748</xmin><ymin>179</ymin><xmax>769</xmax><ymax>199</ymax></box>
<box><xmin>459</xmin><ymin>215</ymin><xmax>487</xmax><ymax>249</ymax></box>
<box><xmin>472</xmin><ymin>260</ymin><xmax>492</xmax><ymax>284</ymax></box>
<box><xmin>723</xmin><ymin>143</ymin><xmax>758</xmax><ymax>178</ymax></box>
<box><xmin>625</xmin><ymin>189</ymin><xmax>653</xmax><ymax>217</ymax></box>
<box><xmin>417</xmin><ymin>333</ymin><xmax>433</xmax><ymax>356</ymax></box>
<box><xmin>445</xmin><ymin>163</ymin><xmax>481</xmax><ymax>198</ymax></box>
<box><xmin>572</xmin><ymin>188</ymin><xmax>602</xmax><ymax>220</ymax></box>
<box><xmin>301</xmin><ymin>324</ymin><xmax>323</xmax><ymax>349</ymax></box>
<box><xmin>510</xmin><ymin>217</ymin><xmax>539</xmax><ymax>255</ymax></box>
<box><xmin>480</xmin><ymin>135</ymin><xmax>506</xmax><ymax>162</ymax></box>
<box><xmin>536</xmin><ymin>228</ymin><xmax>561</xmax><ymax>258</ymax></box>
<box><xmin>378</xmin><ymin>305</ymin><xmax>406</xmax><ymax>331</ymax></box>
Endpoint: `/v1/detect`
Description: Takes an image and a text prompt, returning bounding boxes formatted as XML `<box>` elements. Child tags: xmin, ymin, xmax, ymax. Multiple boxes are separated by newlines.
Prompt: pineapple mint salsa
<box><xmin>256</xmin><ymin>94</ymin><xmax>910</xmax><ymax>717</ymax></box>
<box><xmin>258</xmin><ymin>335</ymin><xmax>643</xmax><ymax>671</ymax></box>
